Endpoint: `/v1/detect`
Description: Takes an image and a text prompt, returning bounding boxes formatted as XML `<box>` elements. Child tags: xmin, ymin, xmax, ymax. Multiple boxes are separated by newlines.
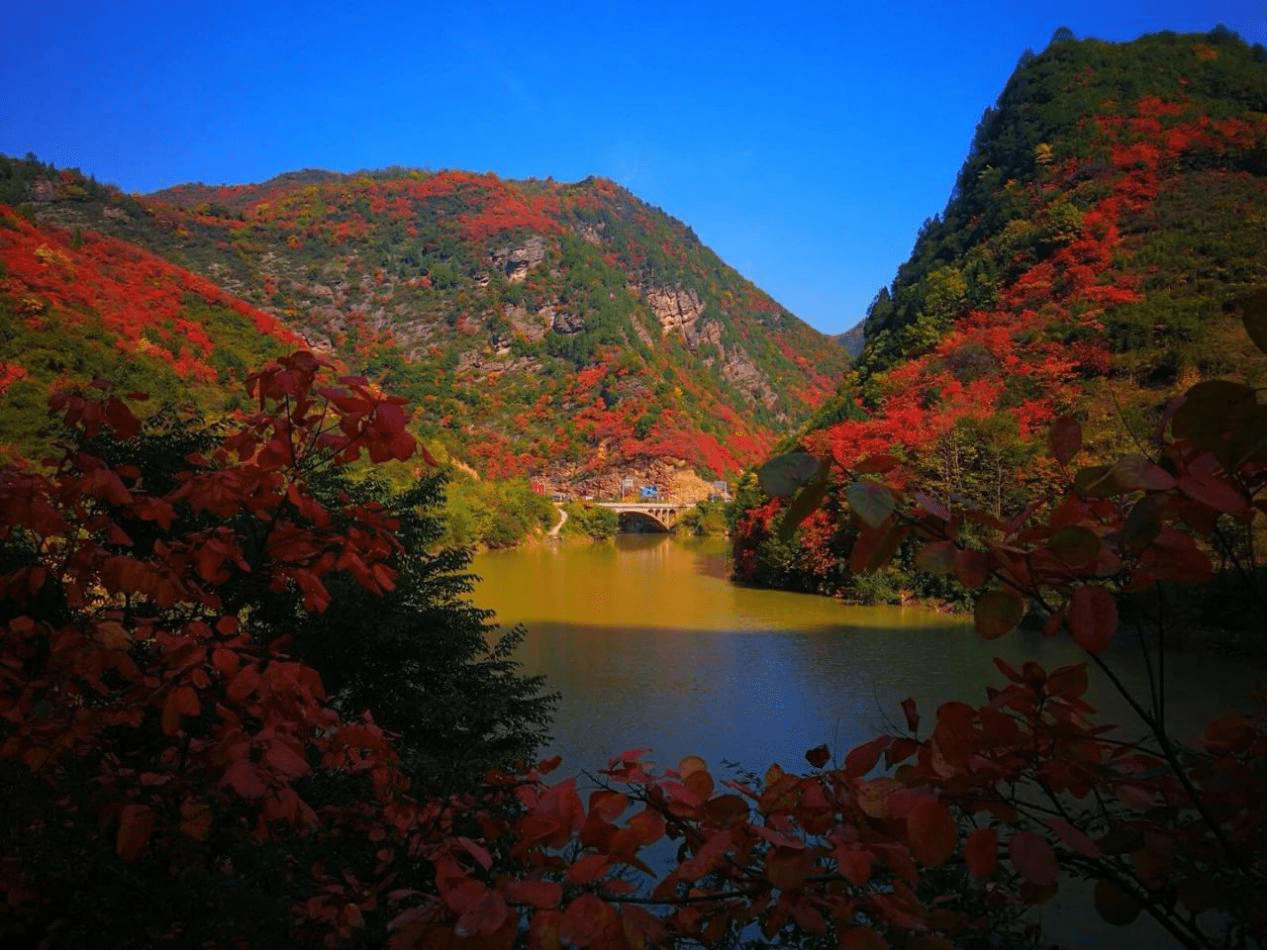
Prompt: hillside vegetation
<box><xmin>735</xmin><ymin>28</ymin><xmax>1267</xmax><ymax>601</ymax></box>
<box><xmin>1</xmin><ymin>157</ymin><xmax>846</xmax><ymax>488</ymax></box>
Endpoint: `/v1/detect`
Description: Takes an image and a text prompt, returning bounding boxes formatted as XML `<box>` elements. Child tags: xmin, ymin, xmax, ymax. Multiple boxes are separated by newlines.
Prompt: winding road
<box><xmin>548</xmin><ymin>503</ymin><xmax>567</xmax><ymax>538</ymax></box>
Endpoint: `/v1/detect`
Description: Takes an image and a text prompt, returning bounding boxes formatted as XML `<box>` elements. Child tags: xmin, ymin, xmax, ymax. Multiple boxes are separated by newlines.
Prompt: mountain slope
<box><xmin>734</xmin><ymin>28</ymin><xmax>1267</xmax><ymax>595</ymax></box>
<box><xmin>0</xmin><ymin>186</ymin><xmax>302</xmax><ymax>456</ymax></box>
<box><xmin>3</xmin><ymin>158</ymin><xmax>846</xmax><ymax>487</ymax></box>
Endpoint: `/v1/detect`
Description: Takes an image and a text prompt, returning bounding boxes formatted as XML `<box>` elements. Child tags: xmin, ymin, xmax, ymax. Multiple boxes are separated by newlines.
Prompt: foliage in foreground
<box><xmin>2</xmin><ymin>341</ymin><xmax>1266</xmax><ymax>948</ymax></box>
<box><xmin>0</xmin><ymin>353</ymin><xmax>553</xmax><ymax>945</ymax></box>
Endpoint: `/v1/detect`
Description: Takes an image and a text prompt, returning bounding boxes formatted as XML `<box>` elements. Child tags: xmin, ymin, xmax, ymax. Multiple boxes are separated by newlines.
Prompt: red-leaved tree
<box><xmin>4</xmin><ymin>312</ymin><xmax>1266</xmax><ymax>948</ymax></box>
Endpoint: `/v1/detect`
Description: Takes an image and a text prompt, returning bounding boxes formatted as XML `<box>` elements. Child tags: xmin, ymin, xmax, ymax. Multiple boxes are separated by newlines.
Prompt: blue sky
<box><xmin>2</xmin><ymin>1</ymin><xmax>1264</xmax><ymax>335</ymax></box>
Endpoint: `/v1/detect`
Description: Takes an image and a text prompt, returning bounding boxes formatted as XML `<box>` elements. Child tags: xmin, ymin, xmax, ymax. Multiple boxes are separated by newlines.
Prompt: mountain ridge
<box><xmin>0</xmin><ymin>158</ymin><xmax>847</xmax><ymax>488</ymax></box>
<box><xmin>733</xmin><ymin>27</ymin><xmax>1267</xmax><ymax>596</ymax></box>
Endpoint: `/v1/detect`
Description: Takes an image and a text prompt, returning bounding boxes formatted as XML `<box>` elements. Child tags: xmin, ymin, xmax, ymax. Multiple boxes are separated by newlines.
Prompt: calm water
<box><xmin>471</xmin><ymin>534</ymin><xmax>1255</xmax><ymax>778</ymax></box>
<box><xmin>471</xmin><ymin>534</ymin><xmax>1261</xmax><ymax>948</ymax></box>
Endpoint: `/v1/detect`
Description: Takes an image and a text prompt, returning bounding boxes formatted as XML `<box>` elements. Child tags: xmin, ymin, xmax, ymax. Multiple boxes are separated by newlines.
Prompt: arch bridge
<box><xmin>593</xmin><ymin>502</ymin><xmax>691</xmax><ymax>533</ymax></box>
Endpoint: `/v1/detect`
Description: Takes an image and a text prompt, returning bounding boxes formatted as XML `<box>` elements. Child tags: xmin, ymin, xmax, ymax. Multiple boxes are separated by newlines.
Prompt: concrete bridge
<box><xmin>593</xmin><ymin>501</ymin><xmax>692</xmax><ymax>533</ymax></box>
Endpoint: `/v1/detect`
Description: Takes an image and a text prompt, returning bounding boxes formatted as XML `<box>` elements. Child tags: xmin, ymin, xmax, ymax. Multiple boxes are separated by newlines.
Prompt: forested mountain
<box><xmin>734</xmin><ymin>27</ymin><xmax>1267</xmax><ymax>597</ymax></box>
<box><xmin>0</xmin><ymin>193</ymin><xmax>303</xmax><ymax>456</ymax></box>
<box><xmin>0</xmin><ymin>158</ymin><xmax>845</xmax><ymax>485</ymax></box>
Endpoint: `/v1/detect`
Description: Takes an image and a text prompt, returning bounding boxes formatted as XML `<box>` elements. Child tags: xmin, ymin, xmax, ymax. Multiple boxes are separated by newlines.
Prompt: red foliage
<box><xmin>0</xmin><ymin>205</ymin><xmax>301</xmax><ymax>382</ymax></box>
<box><xmin>5</xmin><ymin>347</ymin><xmax>1267</xmax><ymax>946</ymax></box>
<box><xmin>0</xmin><ymin>359</ymin><xmax>27</xmax><ymax>395</ymax></box>
<box><xmin>459</xmin><ymin>186</ymin><xmax>564</xmax><ymax>243</ymax></box>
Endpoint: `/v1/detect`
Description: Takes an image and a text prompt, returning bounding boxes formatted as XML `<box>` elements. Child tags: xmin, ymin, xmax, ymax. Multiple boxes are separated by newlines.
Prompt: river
<box><xmin>471</xmin><ymin>534</ymin><xmax>1253</xmax><ymax>778</ymax></box>
<box><xmin>470</xmin><ymin>533</ymin><xmax>1260</xmax><ymax>948</ymax></box>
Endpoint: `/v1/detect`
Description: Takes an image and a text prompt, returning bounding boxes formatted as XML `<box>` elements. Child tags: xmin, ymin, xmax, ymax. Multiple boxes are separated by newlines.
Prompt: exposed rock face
<box><xmin>645</xmin><ymin>286</ymin><xmax>705</xmax><ymax>337</ymax></box>
<box><xmin>568</xmin><ymin>457</ymin><xmax>682</xmax><ymax>502</ymax></box>
<box><xmin>504</xmin><ymin>303</ymin><xmax>553</xmax><ymax>343</ymax></box>
<box><xmin>550</xmin><ymin>307</ymin><xmax>585</xmax><ymax>334</ymax></box>
<box><xmin>694</xmin><ymin>319</ymin><xmax>722</xmax><ymax>349</ymax></box>
<box><xmin>456</xmin><ymin>349</ymin><xmax>538</xmax><ymax>379</ymax></box>
<box><xmin>490</xmin><ymin>235</ymin><xmax>547</xmax><ymax>283</ymax></box>
<box><xmin>722</xmin><ymin>350</ymin><xmax>777</xmax><ymax>408</ymax></box>
<box><xmin>630</xmin><ymin>313</ymin><xmax>656</xmax><ymax>350</ymax></box>
<box><xmin>498</xmin><ymin>301</ymin><xmax>585</xmax><ymax>339</ymax></box>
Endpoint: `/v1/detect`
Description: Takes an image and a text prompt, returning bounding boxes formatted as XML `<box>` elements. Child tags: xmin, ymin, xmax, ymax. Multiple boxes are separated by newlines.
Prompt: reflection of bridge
<box><xmin>593</xmin><ymin>502</ymin><xmax>691</xmax><ymax>533</ymax></box>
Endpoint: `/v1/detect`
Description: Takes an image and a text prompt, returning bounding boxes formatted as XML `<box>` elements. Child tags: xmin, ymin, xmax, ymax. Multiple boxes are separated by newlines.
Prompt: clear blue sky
<box><xmin>2</xmin><ymin>1</ymin><xmax>1264</xmax><ymax>335</ymax></box>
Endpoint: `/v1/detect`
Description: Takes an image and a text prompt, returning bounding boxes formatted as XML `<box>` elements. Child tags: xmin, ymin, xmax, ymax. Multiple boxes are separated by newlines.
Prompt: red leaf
<box><xmin>913</xmin><ymin>491</ymin><xmax>951</xmax><ymax>520</ymax></box>
<box><xmin>915</xmin><ymin>540</ymin><xmax>955</xmax><ymax>574</ymax></box>
<box><xmin>179</xmin><ymin>799</ymin><xmax>212</xmax><ymax>841</ymax></box>
<box><xmin>263</xmin><ymin>740</ymin><xmax>311</xmax><ymax>779</ymax></box>
<box><xmin>222</xmin><ymin>758</ymin><xmax>268</xmax><ymax>799</ymax></box>
<box><xmin>973</xmin><ymin>589</ymin><xmax>1026</xmax><ymax>640</ymax></box>
<box><xmin>161</xmin><ymin>685</ymin><xmax>200</xmax><ymax>736</ymax></box>
<box><xmin>1049</xmin><ymin>416</ymin><xmax>1081</xmax><ymax>465</ymax></box>
<box><xmin>560</xmin><ymin>893</ymin><xmax>616</xmax><ymax>947</ymax></box>
<box><xmin>846</xmin><ymin>481</ymin><xmax>895</xmax><ymax>528</ymax></box>
<box><xmin>677</xmin><ymin>753</ymin><xmax>708</xmax><ymax>777</ymax></box>
<box><xmin>900</xmin><ymin>697</ymin><xmax>920</xmax><ymax>733</ymax></box>
<box><xmin>766</xmin><ymin>846</ymin><xmax>813</xmax><ymax>891</ymax></box>
<box><xmin>953</xmin><ymin>548</ymin><xmax>990</xmax><ymax>588</ymax></box>
<box><xmin>844</xmin><ymin>735</ymin><xmax>891</xmax><ymax>777</ymax></box>
<box><xmin>849</xmin><ymin>518</ymin><xmax>908</xmax><ymax>572</ymax></box>
<box><xmin>1046</xmin><ymin>664</ymin><xmax>1088</xmax><ymax>700</ymax></box>
<box><xmin>835</xmin><ymin>845</ymin><xmax>873</xmax><ymax>886</ymax></box>
<box><xmin>965</xmin><ymin>827</ymin><xmax>997</xmax><ymax>878</ymax></box>
<box><xmin>1243</xmin><ymin>287</ymin><xmax>1267</xmax><ymax>355</ymax></box>
<box><xmin>105</xmin><ymin>396</ymin><xmax>142</xmax><ymax>439</ymax></box>
<box><xmin>211</xmin><ymin>648</ymin><xmax>239</xmax><ymax>676</ymax></box>
<box><xmin>452</xmin><ymin>835</ymin><xmax>492</xmax><ymax>871</ymax></box>
<box><xmin>840</xmin><ymin>927</ymin><xmax>886</xmax><ymax>950</ymax></box>
<box><xmin>1009</xmin><ymin>831</ymin><xmax>1059</xmax><ymax>886</ymax></box>
<box><xmin>855</xmin><ymin>453</ymin><xmax>901</xmax><ymax>474</ymax></box>
<box><xmin>907</xmin><ymin>799</ymin><xmax>957</xmax><ymax>867</ymax></box>
<box><xmin>1177</xmin><ymin>472</ymin><xmax>1247</xmax><ymax>515</ymax></box>
<box><xmin>1109</xmin><ymin>454</ymin><xmax>1176</xmax><ymax>491</ymax></box>
<box><xmin>564</xmin><ymin>852</ymin><xmax>610</xmax><ymax>885</ymax></box>
<box><xmin>507</xmin><ymin>879</ymin><xmax>562</xmax><ymax>909</ymax></box>
<box><xmin>805</xmin><ymin>744</ymin><xmax>830</xmax><ymax>768</ymax></box>
<box><xmin>454</xmin><ymin>889</ymin><xmax>509</xmax><ymax>939</ymax></box>
<box><xmin>116</xmin><ymin>803</ymin><xmax>155</xmax><ymax>862</ymax></box>
<box><xmin>1068</xmin><ymin>586</ymin><xmax>1118</xmax><ymax>652</ymax></box>
<box><xmin>1095</xmin><ymin>878</ymin><xmax>1141</xmax><ymax>926</ymax></box>
<box><xmin>1047</xmin><ymin>817</ymin><xmax>1101</xmax><ymax>858</ymax></box>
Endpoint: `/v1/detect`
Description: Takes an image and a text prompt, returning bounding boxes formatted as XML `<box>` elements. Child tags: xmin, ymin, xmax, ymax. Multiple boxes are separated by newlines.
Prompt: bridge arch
<box><xmin>593</xmin><ymin>502</ymin><xmax>689</xmax><ymax>533</ymax></box>
<box><xmin>616</xmin><ymin>509</ymin><xmax>673</xmax><ymax>533</ymax></box>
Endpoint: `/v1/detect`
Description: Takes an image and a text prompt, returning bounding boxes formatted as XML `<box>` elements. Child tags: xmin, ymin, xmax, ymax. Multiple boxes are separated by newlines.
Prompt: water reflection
<box><xmin>472</xmin><ymin>534</ymin><xmax>1261</xmax><ymax>950</ymax></box>
<box><xmin>472</xmin><ymin>535</ymin><xmax>1257</xmax><ymax>775</ymax></box>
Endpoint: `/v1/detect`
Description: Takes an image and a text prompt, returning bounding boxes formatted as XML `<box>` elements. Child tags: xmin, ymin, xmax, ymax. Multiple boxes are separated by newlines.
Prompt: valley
<box><xmin>2</xmin><ymin>23</ymin><xmax>1267</xmax><ymax>950</ymax></box>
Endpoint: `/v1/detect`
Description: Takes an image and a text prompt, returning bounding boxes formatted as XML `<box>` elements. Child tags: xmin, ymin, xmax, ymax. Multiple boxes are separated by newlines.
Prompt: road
<box><xmin>548</xmin><ymin>503</ymin><xmax>567</xmax><ymax>538</ymax></box>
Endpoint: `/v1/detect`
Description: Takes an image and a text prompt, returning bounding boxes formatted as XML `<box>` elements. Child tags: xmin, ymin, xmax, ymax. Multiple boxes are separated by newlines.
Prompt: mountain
<box><xmin>0</xmin><ymin>158</ymin><xmax>846</xmax><ymax>489</ymax></box>
<box><xmin>733</xmin><ymin>27</ymin><xmax>1267</xmax><ymax>596</ymax></box>
<box><xmin>833</xmin><ymin>323</ymin><xmax>865</xmax><ymax>357</ymax></box>
<box><xmin>0</xmin><ymin>179</ymin><xmax>304</xmax><ymax>457</ymax></box>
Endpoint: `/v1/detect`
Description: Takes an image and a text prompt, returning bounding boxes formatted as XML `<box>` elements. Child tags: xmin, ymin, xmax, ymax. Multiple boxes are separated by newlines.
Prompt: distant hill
<box><xmin>733</xmin><ymin>27</ymin><xmax>1267</xmax><ymax>595</ymax></box>
<box><xmin>0</xmin><ymin>159</ymin><xmax>846</xmax><ymax>485</ymax></box>
<box><xmin>833</xmin><ymin>323</ymin><xmax>865</xmax><ymax>357</ymax></box>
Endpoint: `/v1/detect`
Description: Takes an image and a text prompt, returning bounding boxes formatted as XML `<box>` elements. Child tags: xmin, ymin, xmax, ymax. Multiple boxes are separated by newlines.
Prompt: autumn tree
<box><xmin>0</xmin><ymin>353</ymin><xmax>552</xmax><ymax>946</ymax></box>
<box><xmin>4</xmin><ymin>329</ymin><xmax>1267</xmax><ymax>948</ymax></box>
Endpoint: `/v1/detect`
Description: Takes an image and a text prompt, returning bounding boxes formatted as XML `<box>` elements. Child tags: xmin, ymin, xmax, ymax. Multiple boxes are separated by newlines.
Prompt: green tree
<box><xmin>78</xmin><ymin>406</ymin><xmax>555</xmax><ymax>796</ymax></box>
